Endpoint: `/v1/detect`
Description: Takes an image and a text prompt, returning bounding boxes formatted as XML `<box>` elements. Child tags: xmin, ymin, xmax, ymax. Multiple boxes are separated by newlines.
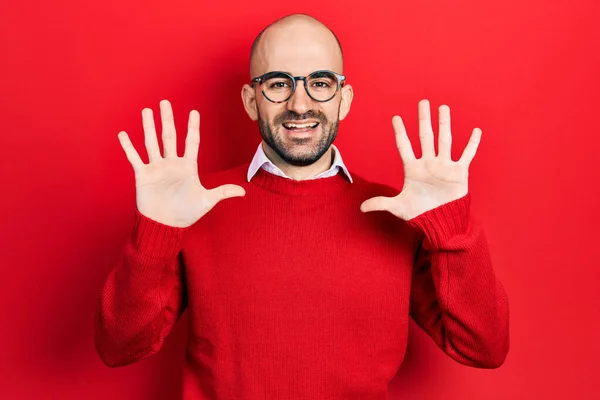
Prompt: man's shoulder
<box><xmin>201</xmin><ymin>162</ymin><xmax>251</xmax><ymax>189</ymax></box>
<box><xmin>346</xmin><ymin>170</ymin><xmax>400</xmax><ymax>198</ymax></box>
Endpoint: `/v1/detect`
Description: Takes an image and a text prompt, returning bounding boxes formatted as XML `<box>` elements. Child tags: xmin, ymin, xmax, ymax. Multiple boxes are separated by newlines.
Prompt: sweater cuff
<box><xmin>406</xmin><ymin>192</ymin><xmax>471</xmax><ymax>250</ymax></box>
<box><xmin>130</xmin><ymin>208</ymin><xmax>190</xmax><ymax>259</ymax></box>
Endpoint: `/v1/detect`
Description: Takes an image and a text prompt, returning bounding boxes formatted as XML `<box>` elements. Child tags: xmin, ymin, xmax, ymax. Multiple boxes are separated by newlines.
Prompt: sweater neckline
<box><xmin>249</xmin><ymin>166</ymin><xmax>351</xmax><ymax>196</ymax></box>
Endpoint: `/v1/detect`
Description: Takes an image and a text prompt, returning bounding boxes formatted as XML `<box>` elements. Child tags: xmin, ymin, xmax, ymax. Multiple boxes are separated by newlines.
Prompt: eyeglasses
<box><xmin>251</xmin><ymin>70</ymin><xmax>346</xmax><ymax>103</ymax></box>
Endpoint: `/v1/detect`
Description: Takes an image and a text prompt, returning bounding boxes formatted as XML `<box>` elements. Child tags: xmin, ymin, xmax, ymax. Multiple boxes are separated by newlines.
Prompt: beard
<box><xmin>257</xmin><ymin>105</ymin><xmax>340</xmax><ymax>167</ymax></box>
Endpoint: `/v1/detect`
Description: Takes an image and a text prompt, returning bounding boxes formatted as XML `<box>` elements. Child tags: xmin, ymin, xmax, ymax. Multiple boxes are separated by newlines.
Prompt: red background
<box><xmin>1</xmin><ymin>0</ymin><xmax>599</xmax><ymax>398</ymax></box>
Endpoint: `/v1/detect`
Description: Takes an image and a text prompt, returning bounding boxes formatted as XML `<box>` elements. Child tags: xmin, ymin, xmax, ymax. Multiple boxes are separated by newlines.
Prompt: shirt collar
<box><xmin>247</xmin><ymin>142</ymin><xmax>353</xmax><ymax>183</ymax></box>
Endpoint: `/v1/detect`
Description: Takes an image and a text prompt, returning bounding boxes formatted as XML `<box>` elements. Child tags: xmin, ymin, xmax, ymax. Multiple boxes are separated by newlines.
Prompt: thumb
<box><xmin>209</xmin><ymin>184</ymin><xmax>246</xmax><ymax>204</ymax></box>
<box><xmin>360</xmin><ymin>196</ymin><xmax>394</xmax><ymax>213</ymax></box>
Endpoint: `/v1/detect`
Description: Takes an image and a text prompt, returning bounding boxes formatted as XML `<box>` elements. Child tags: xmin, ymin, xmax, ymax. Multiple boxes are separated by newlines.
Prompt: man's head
<box><xmin>241</xmin><ymin>14</ymin><xmax>353</xmax><ymax>167</ymax></box>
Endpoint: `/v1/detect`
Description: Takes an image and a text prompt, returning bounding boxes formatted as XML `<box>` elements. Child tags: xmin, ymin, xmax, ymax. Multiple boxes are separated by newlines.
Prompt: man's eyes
<box><xmin>266</xmin><ymin>79</ymin><xmax>333</xmax><ymax>89</ymax></box>
<box><xmin>269</xmin><ymin>81</ymin><xmax>291</xmax><ymax>88</ymax></box>
<box><xmin>311</xmin><ymin>80</ymin><xmax>332</xmax><ymax>88</ymax></box>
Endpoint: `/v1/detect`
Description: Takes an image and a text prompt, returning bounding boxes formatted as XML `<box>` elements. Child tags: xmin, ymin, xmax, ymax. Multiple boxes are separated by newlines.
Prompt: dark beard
<box><xmin>257</xmin><ymin>107</ymin><xmax>340</xmax><ymax>167</ymax></box>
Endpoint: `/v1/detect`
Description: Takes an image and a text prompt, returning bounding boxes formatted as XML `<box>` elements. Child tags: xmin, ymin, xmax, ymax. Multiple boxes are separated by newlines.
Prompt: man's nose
<box><xmin>286</xmin><ymin>81</ymin><xmax>312</xmax><ymax>115</ymax></box>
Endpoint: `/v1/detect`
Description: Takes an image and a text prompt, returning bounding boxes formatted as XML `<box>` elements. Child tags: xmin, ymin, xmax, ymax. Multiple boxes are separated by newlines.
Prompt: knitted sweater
<box><xmin>94</xmin><ymin>162</ymin><xmax>510</xmax><ymax>400</ymax></box>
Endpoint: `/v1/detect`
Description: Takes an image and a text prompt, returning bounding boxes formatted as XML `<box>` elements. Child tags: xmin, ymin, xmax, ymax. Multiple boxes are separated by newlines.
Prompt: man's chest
<box><xmin>181</xmin><ymin>213</ymin><xmax>416</xmax><ymax>341</ymax></box>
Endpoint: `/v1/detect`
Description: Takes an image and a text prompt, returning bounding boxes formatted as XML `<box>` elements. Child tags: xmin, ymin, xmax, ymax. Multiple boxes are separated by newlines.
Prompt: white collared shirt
<box><xmin>247</xmin><ymin>142</ymin><xmax>353</xmax><ymax>183</ymax></box>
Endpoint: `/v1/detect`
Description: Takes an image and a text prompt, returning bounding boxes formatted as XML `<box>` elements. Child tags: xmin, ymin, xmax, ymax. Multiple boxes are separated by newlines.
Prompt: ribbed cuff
<box><xmin>407</xmin><ymin>192</ymin><xmax>471</xmax><ymax>249</ymax></box>
<box><xmin>130</xmin><ymin>208</ymin><xmax>190</xmax><ymax>259</ymax></box>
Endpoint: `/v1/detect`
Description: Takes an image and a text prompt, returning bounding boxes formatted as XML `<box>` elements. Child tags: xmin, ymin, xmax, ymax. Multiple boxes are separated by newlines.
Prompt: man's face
<box><xmin>242</xmin><ymin>19</ymin><xmax>353</xmax><ymax>167</ymax></box>
<box><xmin>257</xmin><ymin>81</ymin><xmax>341</xmax><ymax>167</ymax></box>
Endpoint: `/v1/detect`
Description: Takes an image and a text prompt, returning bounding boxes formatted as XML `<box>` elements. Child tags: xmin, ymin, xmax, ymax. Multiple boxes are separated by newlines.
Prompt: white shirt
<box><xmin>247</xmin><ymin>142</ymin><xmax>353</xmax><ymax>183</ymax></box>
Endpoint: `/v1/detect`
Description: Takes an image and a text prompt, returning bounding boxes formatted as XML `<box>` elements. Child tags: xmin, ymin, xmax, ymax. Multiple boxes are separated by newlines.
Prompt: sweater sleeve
<box><xmin>406</xmin><ymin>192</ymin><xmax>510</xmax><ymax>368</ymax></box>
<box><xmin>94</xmin><ymin>208</ymin><xmax>190</xmax><ymax>367</ymax></box>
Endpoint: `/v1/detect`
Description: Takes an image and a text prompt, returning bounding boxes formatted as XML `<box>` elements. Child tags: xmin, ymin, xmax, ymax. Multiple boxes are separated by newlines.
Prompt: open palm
<box><xmin>118</xmin><ymin>100</ymin><xmax>245</xmax><ymax>228</ymax></box>
<box><xmin>360</xmin><ymin>99</ymin><xmax>481</xmax><ymax>221</ymax></box>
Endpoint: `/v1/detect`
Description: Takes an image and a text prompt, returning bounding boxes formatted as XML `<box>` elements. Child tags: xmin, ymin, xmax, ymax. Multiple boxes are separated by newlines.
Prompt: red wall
<box><xmin>1</xmin><ymin>0</ymin><xmax>599</xmax><ymax>398</ymax></box>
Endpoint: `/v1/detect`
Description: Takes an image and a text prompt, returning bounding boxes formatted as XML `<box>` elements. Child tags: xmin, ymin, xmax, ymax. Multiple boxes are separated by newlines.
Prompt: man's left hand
<box><xmin>360</xmin><ymin>99</ymin><xmax>481</xmax><ymax>221</ymax></box>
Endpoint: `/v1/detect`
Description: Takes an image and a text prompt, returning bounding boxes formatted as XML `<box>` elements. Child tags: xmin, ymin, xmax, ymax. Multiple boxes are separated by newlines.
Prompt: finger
<box><xmin>208</xmin><ymin>184</ymin><xmax>246</xmax><ymax>205</ymax></box>
<box><xmin>459</xmin><ymin>128</ymin><xmax>482</xmax><ymax>167</ymax></box>
<box><xmin>360</xmin><ymin>196</ymin><xmax>394</xmax><ymax>213</ymax></box>
<box><xmin>117</xmin><ymin>131</ymin><xmax>144</xmax><ymax>173</ymax></box>
<box><xmin>160</xmin><ymin>99</ymin><xmax>178</xmax><ymax>158</ymax></box>
<box><xmin>418</xmin><ymin>99</ymin><xmax>436</xmax><ymax>159</ymax></box>
<box><xmin>392</xmin><ymin>115</ymin><xmax>416</xmax><ymax>165</ymax></box>
<box><xmin>438</xmin><ymin>105</ymin><xmax>452</xmax><ymax>159</ymax></box>
<box><xmin>142</xmin><ymin>107</ymin><xmax>161</xmax><ymax>162</ymax></box>
<box><xmin>184</xmin><ymin>110</ymin><xmax>200</xmax><ymax>160</ymax></box>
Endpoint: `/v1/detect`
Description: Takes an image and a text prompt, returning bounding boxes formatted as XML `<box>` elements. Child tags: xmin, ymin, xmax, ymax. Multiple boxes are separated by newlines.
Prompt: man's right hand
<box><xmin>117</xmin><ymin>99</ymin><xmax>246</xmax><ymax>228</ymax></box>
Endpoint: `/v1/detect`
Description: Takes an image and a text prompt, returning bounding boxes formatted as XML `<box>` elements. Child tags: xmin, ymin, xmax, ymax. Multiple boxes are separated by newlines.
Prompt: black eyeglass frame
<box><xmin>250</xmin><ymin>70</ymin><xmax>346</xmax><ymax>103</ymax></box>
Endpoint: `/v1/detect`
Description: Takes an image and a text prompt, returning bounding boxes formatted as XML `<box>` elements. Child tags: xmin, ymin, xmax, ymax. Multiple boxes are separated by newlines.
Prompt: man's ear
<box><xmin>241</xmin><ymin>84</ymin><xmax>258</xmax><ymax>121</ymax></box>
<box><xmin>339</xmin><ymin>84</ymin><xmax>354</xmax><ymax>121</ymax></box>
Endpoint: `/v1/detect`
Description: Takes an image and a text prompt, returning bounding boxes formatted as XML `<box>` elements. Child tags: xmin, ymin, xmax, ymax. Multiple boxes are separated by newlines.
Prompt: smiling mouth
<box><xmin>282</xmin><ymin>121</ymin><xmax>320</xmax><ymax>132</ymax></box>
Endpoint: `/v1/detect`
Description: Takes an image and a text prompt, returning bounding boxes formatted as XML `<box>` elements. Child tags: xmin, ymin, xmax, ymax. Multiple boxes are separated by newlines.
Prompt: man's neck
<box><xmin>261</xmin><ymin>141</ymin><xmax>334</xmax><ymax>181</ymax></box>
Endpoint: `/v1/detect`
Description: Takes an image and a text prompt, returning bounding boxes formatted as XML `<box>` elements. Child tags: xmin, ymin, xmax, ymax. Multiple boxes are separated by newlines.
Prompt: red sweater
<box><xmin>94</xmin><ymin>163</ymin><xmax>510</xmax><ymax>399</ymax></box>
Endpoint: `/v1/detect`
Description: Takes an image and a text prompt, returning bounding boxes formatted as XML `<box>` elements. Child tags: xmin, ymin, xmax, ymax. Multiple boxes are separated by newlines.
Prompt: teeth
<box><xmin>284</xmin><ymin>122</ymin><xmax>318</xmax><ymax>129</ymax></box>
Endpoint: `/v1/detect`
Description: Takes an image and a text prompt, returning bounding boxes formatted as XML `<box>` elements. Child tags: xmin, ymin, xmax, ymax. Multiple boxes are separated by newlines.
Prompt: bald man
<box><xmin>241</xmin><ymin>14</ymin><xmax>352</xmax><ymax>181</ymax></box>
<box><xmin>95</xmin><ymin>13</ymin><xmax>510</xmax><ymax>400</ymax></box>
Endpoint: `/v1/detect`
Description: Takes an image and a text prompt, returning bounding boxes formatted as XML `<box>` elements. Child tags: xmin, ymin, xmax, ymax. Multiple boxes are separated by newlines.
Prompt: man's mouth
<box><xmin>282</xmin><ymin>121</ymin><xmax>320</xmax><ymax>133</ymax></box>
